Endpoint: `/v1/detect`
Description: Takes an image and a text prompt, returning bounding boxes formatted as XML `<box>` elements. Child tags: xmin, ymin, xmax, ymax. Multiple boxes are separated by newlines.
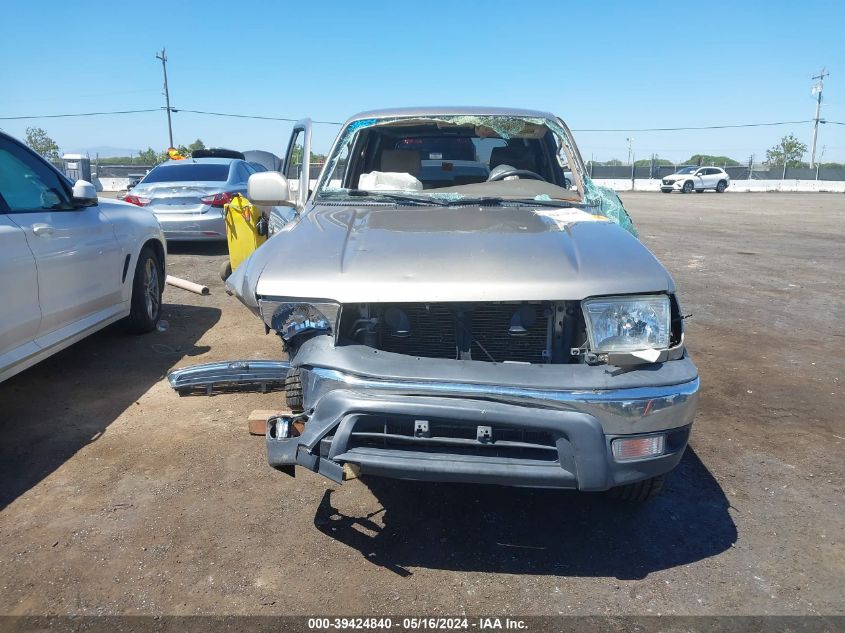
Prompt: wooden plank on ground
<box><xmin>248</xmin><ymin>408</ymin><xmax>291</xmax><ymax>436</ymax></box>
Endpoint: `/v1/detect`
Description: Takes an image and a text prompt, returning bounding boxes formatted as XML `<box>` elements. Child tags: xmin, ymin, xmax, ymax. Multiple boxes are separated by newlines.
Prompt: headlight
<box><xmin>258</xmin><ymin>299</ymin><xmax>340</xmax><ymax>342</ymax></box>
<box><xmin>582</xmin><ymin>295</ymin><xmax>671</xmax><ymax>353</ymax></box>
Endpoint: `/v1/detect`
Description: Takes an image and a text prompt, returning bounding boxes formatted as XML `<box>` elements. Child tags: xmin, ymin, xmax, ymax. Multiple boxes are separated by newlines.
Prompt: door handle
<box><xmin>32</xmin><ymin>224</ymin><xmax>54</xmax><ymax>236</ymax></box>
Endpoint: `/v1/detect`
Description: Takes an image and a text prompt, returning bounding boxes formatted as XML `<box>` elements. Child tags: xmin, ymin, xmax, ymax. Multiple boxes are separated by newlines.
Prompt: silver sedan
<box><xmin>126</xmin><ymin>157</ymin><xmax>256</xmax><ymax>241</ymax></box>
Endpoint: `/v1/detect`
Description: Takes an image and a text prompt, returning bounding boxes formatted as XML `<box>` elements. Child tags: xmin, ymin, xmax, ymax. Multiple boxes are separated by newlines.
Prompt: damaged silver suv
<box><xmin>226</xmin><ymin>107</ymin><xmax>699</xmax><ymax>501</ymax></box>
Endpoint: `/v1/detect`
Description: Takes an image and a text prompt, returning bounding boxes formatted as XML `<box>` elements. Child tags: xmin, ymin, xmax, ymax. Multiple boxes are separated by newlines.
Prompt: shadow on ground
<box><xmin>313</xmin><ymin>448</ymin><xmax>735</xmax><ymax>579</ymax></box>
<box><xmin>166</xmin><ymin>242</ymin><xmax>228</xmax><ymax>257</ymax></box>
<box><xmin>0</xmin><ymin>304</ymin><xmax>220</xmax><ymax>510</ymax></box>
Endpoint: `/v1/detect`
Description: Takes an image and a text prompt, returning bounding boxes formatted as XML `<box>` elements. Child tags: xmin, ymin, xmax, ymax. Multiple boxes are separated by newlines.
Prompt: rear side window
<box><xmin>141</xmin><ymin>163</ymin><xmax>230</xmax><ymax>183</ymax></box>
<box><xmin>0</xmin><ymin>138</ymin><xmax>74</xmax><ymax>212</ymax></box>
<box><xmin>234</xmin><ymin>162</ymin><xmax>250</xmax><ymax>182</ymax></box>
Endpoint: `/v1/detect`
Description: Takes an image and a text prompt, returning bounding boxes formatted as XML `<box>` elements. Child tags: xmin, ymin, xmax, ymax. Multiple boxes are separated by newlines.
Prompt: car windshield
<box><xmin>676</xmin><ymin>167</ymin><xmax>697</xmax><ymax>174</ymax></box>
<box><xmin>141</xmin><ymin>163</ymin><xmax>230</xmax><ymax>183</ymax></box>
<box><xmin>315</xmin><ymin>114</ymin><xmax>584</xmax><ymax>206</ymax></box>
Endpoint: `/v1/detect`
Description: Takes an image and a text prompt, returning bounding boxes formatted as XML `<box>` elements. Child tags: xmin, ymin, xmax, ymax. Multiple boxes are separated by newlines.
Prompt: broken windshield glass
<box><xmin>314</xmin><ymin>113</ymin><xmax>637</xmax><ymax>236</ymax></box>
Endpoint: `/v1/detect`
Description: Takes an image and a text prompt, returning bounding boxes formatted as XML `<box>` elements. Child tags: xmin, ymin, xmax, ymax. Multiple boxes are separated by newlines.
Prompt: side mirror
<box><xmin>72</xmin><ymin>180</ymin><xmax>98</xmax><ymax>207</ymax></box>
<box><xmin>248</xmin><ymin>172</ymin><xmax>292</xmax><ymax>207</ymax></box>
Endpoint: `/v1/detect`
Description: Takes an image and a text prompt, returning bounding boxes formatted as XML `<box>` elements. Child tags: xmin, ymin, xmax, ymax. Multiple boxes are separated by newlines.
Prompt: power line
<box><xmin>0</xmin><ymin>109</ymin><xmax>836</xmax><ymax>133</ymax></box>
<box><xmin>0</xmin><ymin>109</ymin><xmax>160</xmax><ymax>120</ymax></box>
<box><xmin>174</xmin><ymin>109</ymin><xmax>343</xmax><ymax>125</ymax></box>
<box><xmin>572</xmin><ymin>120</ymin><xmax>815</xmax><ymax>132</ymax></box>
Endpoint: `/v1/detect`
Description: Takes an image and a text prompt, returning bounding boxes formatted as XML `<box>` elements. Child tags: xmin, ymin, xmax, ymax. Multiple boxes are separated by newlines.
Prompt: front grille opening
<box><xmin>347</xmin><ymin>415</ymin><xmax>559</xmax><ymax>462</ymax></box>
<box><xmin>340</xmin><ymin>301</ymin><xmax>570</xmax><ymax>364</ymax></box>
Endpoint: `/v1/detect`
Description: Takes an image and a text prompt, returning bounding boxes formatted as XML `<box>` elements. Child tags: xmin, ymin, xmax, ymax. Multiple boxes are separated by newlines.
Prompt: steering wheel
<box><xmin>487</xmin><ymin>167</ymin><xmax>546</xmax><ymax>182</ymax></box>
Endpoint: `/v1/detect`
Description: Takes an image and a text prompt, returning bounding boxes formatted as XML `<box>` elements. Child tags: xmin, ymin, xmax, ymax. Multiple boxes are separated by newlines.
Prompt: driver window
<box><xmin>285</xmin><ymin>131</ymin><xmax>304</xmax><ymax>186</ymax></box>
<box><xmin>0</xmin><ymin>140</ymin><xmax>74</xmax><ymax>213</ymax></box>
<box><xmin>557</xmin><ymin>141</ymin><xmax>576</xmax><ymax>190</ymax></box>
<box><xmin>472</xmin><ymin>138</ymin><xmax>507</xmax><ymax>167</ymax></box>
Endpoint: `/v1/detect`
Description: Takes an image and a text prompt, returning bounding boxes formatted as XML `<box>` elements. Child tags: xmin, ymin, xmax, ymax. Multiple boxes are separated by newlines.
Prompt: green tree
<box><xmin>187</xmin><ymin>139</ymin><xmax>205</xmax><ymax>152</ymax></box>
<box><xmin>289</xmin><ymin>146</ymin><xmax>324</xmax><ymax>165</ymax></box>
<box><xmin>602</xmin><ymin>158</ymin><xmax>623</xmax><ymax>166</ymax></box>
<box><xmin>25</xmin><ymin>127</ymin><xmax>60</xmax><ymax>162</ymax></box>
<box><xmin>138</xmin><ymin>147</ymin><xmax>168</xmax><ymax>166</ymax></box>
<box><xmin>684</xmin><ymin>154</ymin><xmax>740</xmax><ymax>167</ymax></box>
<box><xmin>765</xmin><ymin>134</ymin><xmax>808</xmax><ymax>168</ymax></box>
<box><xmin>634</xmin><ymin>157</ymin><xmax>673</xmax><ymax>167</ymax></box>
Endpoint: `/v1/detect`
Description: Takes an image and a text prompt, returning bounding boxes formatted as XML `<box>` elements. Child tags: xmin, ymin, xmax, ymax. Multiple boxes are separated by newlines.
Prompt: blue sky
<box><xmin>1</xmin><ymin>0</ymin><xmax>843</xmax><ymax>162</ymax></box>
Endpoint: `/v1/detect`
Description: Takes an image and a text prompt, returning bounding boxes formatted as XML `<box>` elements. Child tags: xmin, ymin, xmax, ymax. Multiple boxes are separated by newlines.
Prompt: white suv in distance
<box><xmin>661</xmin><ymin>166</ymin><xmax>730</xmax><ymax>193</ymax></box>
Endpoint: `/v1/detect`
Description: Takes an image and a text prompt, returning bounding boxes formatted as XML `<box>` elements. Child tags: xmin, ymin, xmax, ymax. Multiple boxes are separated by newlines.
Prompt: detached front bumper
<box><xmin>268</xmin><ymin>339</ymin><xmax>700</xmax><ymax>490</ymax></box>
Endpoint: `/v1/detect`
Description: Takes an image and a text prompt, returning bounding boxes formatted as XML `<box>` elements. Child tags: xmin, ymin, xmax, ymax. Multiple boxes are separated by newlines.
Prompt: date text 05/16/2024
<box><xmin>307</xmin><ymin>617</ymin><xmax>528</xmax><ymax>630</ymax></box>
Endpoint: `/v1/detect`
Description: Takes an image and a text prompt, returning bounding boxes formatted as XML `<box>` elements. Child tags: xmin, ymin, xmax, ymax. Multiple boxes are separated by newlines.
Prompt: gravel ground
<box><xmin>0</xmin><ymin>192</ymin><xmax>842</xmax><ymax>616</ymax></box>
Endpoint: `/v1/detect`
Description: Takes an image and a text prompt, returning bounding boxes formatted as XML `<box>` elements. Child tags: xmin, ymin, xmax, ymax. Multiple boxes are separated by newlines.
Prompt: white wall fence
<box><xmin>96</xmin><ymin>177</ymin><xmax>132</xmax><ymax>192</ymax></box>
<box><xmin>593</xmin><ymin>179</ymin><xmax>845</xmax><ymax>193</ymax></box>
<box><xmin>94</xmin><ymin>176</ymin><xmax>845</xmax><ymax>194</ymax></box>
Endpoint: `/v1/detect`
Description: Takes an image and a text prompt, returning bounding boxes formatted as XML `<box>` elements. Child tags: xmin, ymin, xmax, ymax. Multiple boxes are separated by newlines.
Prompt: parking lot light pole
<box><xmin>156</xmin><ymin>48</ymin><xmax>174</xmax><ymax>148</ymax></box>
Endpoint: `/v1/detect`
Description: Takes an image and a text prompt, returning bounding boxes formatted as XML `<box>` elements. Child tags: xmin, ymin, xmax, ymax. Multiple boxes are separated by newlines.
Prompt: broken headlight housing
<box><xmin>582</xmin><ymin>295</ymin><xmax>671</xmax><ymax>353</ymax></box>
<box><xmin>259</xmin><ymin>299</ymin><xmax>340</xmax><ymax>342</ymax></box>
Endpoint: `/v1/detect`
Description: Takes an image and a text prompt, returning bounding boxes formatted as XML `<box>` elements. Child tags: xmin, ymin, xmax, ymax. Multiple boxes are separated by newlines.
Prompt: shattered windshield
<box><xmin>315</xmin><ymin>114</ymin><xmax>585</xmax><ymax>206</ymax></box>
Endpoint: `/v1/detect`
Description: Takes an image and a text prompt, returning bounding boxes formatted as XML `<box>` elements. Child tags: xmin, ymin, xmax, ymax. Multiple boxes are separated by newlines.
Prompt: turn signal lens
<box><xmin>612</xmin><ymin>435</ymin><xmax>665</xmax><ymax>461</ymax></box>
<box><xmin>201</xmin><ymin>192</ymin><xmax>237</xmax><ymax>207</ymax></box>
<box><xmin>124</xmin><ymin>194</ymin><xmax>150</xmax><ymax>206</ymax></box>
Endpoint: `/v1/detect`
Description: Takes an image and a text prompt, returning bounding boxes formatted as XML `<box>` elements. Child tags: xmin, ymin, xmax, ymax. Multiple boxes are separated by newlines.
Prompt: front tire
<box><xmin>716</xmin><ymin>180</ymin><xmax>727</xmax><ymax>193</ymax></box>
<box><xmin>682</xmin><ymin>180</ymin><xmax>694</xmax><ymax>194</ymax></box>
<box><xmin>608</xmin><ymin>474</ymin><xmax>665</xmax><ymax>502</ymax></box>
<box><xmin>124</xmin><ymin>245</ymin><xmax>163</xmax><ymax>334</ymax></box>
<box><xmin>285</xmin><ymin>367</ymin><xmax>304</xmax><ymax>413</ymax></box>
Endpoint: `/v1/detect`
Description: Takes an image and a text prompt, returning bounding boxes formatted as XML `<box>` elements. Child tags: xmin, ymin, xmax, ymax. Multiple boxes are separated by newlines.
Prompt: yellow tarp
<box><xmin>224</xmin><ymin>194</ymin><xmax>267</xmax><ymax>272</ymax></box>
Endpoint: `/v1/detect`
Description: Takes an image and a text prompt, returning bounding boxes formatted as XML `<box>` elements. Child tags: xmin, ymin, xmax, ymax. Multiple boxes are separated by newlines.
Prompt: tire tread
<box><xmin>285</xmin><ymin>367</ymin><xmax>304</xmax><ymax>412</ymax></box>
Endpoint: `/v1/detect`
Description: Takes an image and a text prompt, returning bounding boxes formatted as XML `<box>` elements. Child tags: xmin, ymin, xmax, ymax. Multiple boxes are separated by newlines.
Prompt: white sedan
<box><xmin>661</xmin><ymin>166</ymin><xmax>730</xmax><ymax>193</ymax></box>
<box><xmin>0</xmin><ymin>132</ymin><xmax>167</xmax><ymax>383</ymax></box>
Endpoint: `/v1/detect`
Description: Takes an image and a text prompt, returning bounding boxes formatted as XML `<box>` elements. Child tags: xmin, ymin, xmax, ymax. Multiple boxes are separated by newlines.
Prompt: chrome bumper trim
<box><xmin>304</xmin><ymin>367</ymin><xmax>699</xmax><ymax>435</ymax></box>
<box><xmin>167</xmin><ymin>360</ymin><xmax>290</xmax><ymax>394</ymax></box>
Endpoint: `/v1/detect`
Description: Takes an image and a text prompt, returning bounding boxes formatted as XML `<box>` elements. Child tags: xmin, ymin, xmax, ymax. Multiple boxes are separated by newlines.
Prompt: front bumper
<box><xmin>269</xmin><ymin>339</ymin><xmax>700</xmax><ymax>490</ymax></box>
<box><xmin>153</xmin><ymin>210</ymin><xmax>226</xmax><ymax>241</ymax></box>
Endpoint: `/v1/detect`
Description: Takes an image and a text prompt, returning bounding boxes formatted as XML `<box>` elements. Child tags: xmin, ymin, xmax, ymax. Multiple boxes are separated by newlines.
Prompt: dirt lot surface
<box><xmin>0</xmin><ymin>193</ymin><xmax>842</xmax><ymax>616</ymax></box>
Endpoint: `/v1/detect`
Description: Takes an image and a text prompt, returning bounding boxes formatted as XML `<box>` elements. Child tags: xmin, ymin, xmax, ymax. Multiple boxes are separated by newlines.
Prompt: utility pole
<box><xmin>810</xmin><ymin>67</ymin><xmax>828</xmax><ymax>168</ymax></box>
<box><xmin>156</xmin><ymin>48</ymin><xmax>174</xmax><ymax>148</ymax></box>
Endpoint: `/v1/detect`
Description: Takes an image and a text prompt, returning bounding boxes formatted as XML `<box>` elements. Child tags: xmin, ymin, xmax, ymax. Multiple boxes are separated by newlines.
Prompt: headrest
<box><xmin>380</xmin><ymin>149</ymin><xmax>421</xmax><ymax>175</ymax></box>
<box><xmin>489</xmin><ymin>146</ymin><xmax>537</xmax><ymax>172</ymax></box>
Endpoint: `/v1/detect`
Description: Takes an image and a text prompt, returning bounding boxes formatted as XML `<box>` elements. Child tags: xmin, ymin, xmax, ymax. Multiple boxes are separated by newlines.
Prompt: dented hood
<box><xmin>227</xmin><ymin>204</ymin><xmax>674</xmax><ymax>306</ymax></box>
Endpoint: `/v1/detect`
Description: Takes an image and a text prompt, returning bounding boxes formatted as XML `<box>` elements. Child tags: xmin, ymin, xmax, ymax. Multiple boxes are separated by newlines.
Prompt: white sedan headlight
<box><xmin>582</xmin><ymin>295</ymin><xmax>671</xmax><ymax>353</ymax></box>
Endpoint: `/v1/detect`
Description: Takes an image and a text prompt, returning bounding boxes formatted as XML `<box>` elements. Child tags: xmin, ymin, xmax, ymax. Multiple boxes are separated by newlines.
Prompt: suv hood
<box><xmin>227</xmin><ymin>204</ymin><xmax>674</xmax><ymax>308</ymax></box>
